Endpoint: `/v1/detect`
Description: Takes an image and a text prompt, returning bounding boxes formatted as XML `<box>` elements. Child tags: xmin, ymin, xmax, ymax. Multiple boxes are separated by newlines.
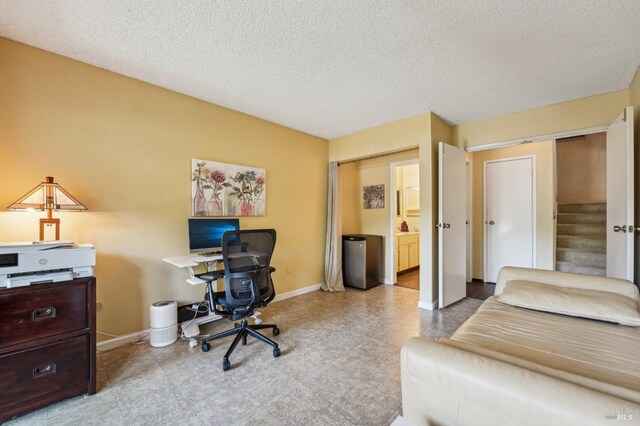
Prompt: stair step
<box><xmin>555</xmin><ymin>261</ymin><xmax>606</xmax><ymax>276</ymax></box>
<box><xmin>556</xmin><ymin>248</ymin><xmax>606</xmax><ymax>267</ymax></box>
<box><xmin>557</xmin><ymin>212</ymin><xmax>605</xmax><ymax>225</ymax></box>
<box><xmin>558</xmin><ymin>203</ymin><xmax>606</xmax><ymax>213</ymax></box>
<box><xmin>557</xmin><ymin>223</ymin><xmax>606</xmax><ymax>237</ymax></box>
<box><xmin>556</xmin><ymin>235</ymin><xmax>606</xmax><ymax>251</ymax></box>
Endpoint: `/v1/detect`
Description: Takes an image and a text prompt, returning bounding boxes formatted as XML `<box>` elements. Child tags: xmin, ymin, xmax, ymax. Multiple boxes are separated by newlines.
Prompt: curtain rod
<box><xmin>337</xmin><ymin>147</ymin><xmax>419</xmax><ymax>166</ymax></box>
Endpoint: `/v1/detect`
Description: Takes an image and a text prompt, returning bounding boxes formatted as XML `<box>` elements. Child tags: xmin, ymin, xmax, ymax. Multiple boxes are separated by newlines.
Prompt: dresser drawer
<box><xmin>0</xmin><ymin>281</ymin><xmax>88</xmax><ymax>348</ymax></box>
<box><xmin>0</xmin><ymin>335</ymin><xmax>88</xmax><ymax>421</ymax></box>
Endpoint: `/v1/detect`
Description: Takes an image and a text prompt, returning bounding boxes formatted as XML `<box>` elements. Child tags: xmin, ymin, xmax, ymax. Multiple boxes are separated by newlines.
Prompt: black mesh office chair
<box><xmin>199</xmin><ymin>229</ymin><xmax>281</xmax><ymax>371</ymax></box>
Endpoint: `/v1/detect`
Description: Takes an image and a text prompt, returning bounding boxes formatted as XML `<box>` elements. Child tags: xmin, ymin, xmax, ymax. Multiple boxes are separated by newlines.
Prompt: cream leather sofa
<box><xmin>401</xmin><ymin>267</ymin><xmax>640</xmax><ymax>426</ymax></box>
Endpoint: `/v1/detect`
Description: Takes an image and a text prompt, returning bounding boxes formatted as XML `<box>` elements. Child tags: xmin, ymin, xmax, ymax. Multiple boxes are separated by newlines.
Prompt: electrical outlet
<box><xmin>96</xmin><ymin>301</ymin><xmax>103</xmax><ymax>312</ymax></box>
<box><xmin>286</xmin><ymin>264</ymin><xmax>292</xmax><ymax>273</ymax></box>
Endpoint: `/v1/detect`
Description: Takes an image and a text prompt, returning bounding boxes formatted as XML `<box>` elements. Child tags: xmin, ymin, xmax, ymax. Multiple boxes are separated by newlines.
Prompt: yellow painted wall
<box><xmin>452</xmin><ymin>90</ymin><xmax>629</xmax><ymax>149</ymax></box>
<box><xmin>632</xmin><ymin>65</ymin><xmax>640</xmax><ymax>144</ymax></box>
<box><xmin>329</xmin><ymin>114</ymin><xmax>427</xmax><ymax>163</ymax></box>
<box><xmin>0</xmin><ymin>38</ymin><xmax>328</xmax><ymax>339</ymax></box>
<box><xmin>469</xmin><ymin>141</ymin><xmax>555</xmax><ymax>280</ymax></box>
<box><xmin>556</xmin><ymin>133</ymin><xmax>606</xmax><ymax>204</ymax></box>
<box><xmin>340</xmin><ymin>150</ymin><xmax>418</xmax><ymax>283</ymax></box>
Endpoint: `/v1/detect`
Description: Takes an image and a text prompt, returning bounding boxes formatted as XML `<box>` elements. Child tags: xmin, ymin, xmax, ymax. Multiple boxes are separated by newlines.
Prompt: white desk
<box><xmin>163</xmin><ymin>253</ymin><xmax>225</xmax><ymax>339</ymax></box>
<box><xmin>163</xmin><ymin>253</ymin><xmax>222</xmax><ymax>268</ymax></box>
<box><xmin>162</xmin><ymin>253</ymin><xmax>222</xmax><ymax>285</ymax></box>
<box><xmin>162</xmin><ymin>252</ymin><xmax>270</xmax><ymax>341</ymax></box>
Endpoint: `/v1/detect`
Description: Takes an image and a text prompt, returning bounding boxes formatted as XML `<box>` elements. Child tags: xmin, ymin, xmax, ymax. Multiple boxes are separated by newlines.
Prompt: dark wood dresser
<box><xmin>0</xmin><ymin>277</ymin><xmax>96</xmax><ymax>422</ymax></box>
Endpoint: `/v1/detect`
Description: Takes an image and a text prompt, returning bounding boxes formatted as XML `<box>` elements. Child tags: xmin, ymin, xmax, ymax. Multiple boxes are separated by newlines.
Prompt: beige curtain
<box><xmin>322</xmin><ymin>161</ymin><xmax>345</xmax><ymax>292</ymax></box>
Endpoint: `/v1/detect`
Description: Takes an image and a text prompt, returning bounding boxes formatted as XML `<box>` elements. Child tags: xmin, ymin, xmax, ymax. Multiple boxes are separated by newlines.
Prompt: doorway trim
<box><xmin>483</xmin><ymin>154</ymin><xmax>537</xmax><ymax>282</ymax></box>
<box><xmin>465</xmin><ymin>125</ymin><xmax>608</xmax><ymax>153</ymax></box>
<box><xmin>389</xmin><ymin>158</ymin><xmax>420</xmax><ymax>286</ymax></box>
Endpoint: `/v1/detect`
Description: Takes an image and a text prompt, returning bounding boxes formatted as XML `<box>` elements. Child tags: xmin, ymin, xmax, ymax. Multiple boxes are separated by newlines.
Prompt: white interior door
<box><xmin>606</xmin><ymin>106</ymin><xmax>634</xmax><ymax>280</ymax></box>
<box><xmin>485</xmin><ymin>157</ymin><xmax>535</xmax><ymax>283</ymax></box>
<box><xmin>438</xmin><ymin>142</ymin><xmax>467</xmax><ymax>308</ymax></box>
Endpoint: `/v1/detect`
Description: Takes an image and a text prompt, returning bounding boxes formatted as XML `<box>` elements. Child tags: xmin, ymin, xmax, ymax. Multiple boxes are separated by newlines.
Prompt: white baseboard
<box><xmin>382</xmin><ymin>278</ymin><xmax>394</xmax><ymax>285</ymax></box>
<box><xmin>272</xmin><ymin>282</ymin><xmax>323</xmax><ymax>303</ymax></box>
<box><xmin>418</xmin><ymin>300</ymin><xmax>438</xmax><ymax>311</ymax></box>
<box><xmin>97</xmin><ymin>283</ymin><xmax>323</xmax><ymax>351</ymax></box>
<box><xmin>97</xmin><ymin>330</ymin><xmax>149</xmax><ymax>352</ymax></box>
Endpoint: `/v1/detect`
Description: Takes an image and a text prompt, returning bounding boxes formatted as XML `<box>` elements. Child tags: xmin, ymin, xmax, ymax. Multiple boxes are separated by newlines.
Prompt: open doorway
<box><xmin>339</xmin><ymin>149</ymin><xmax>420</xmax><ymax>288</ymax></box>
<box><xmin>555</xmin><ymin>133</ymin><xmax>607</xmax><ymax>276</ymax></box>
<box><xmin>390</xmin><ymin>159</ymin><xmax>420</xmax><ymax>290</ymax></box>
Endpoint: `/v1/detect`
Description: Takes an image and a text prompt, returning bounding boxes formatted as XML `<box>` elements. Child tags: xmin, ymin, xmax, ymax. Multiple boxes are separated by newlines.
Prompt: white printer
<box><xmin>0</xmin><ymin>240</ymin><xmax>95</xmax><ymax>288</ymax></box>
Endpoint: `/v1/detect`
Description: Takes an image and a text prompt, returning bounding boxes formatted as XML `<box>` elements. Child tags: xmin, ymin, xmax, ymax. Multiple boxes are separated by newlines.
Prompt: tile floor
<box><xmin>394</xmin><ymin>268</ymin><xmax>496</xmax><ymax>302</ymax></box>
<box><xmin>394</xmin><ymin>268</ymin><xmax>420</xmax><ymax>290</ymax></box>
<box><xmin>8</xmin><ymin>286</ymin><xmax>482</xmax><ymax>426</ymax></box>
<box><xmin>466</xmin><ymin>280</ymin><xmax>496</xmax><ymax>301</ymax></box>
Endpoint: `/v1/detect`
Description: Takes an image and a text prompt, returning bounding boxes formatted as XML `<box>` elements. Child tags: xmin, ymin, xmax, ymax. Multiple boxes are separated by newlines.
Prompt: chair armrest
<box><xmin>198</xmin><ymin>270</ymin><xmax>225</xmax><ymax>281</ymax></box>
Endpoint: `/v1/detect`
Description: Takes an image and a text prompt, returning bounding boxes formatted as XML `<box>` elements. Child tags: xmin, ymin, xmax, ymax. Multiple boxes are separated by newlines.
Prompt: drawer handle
<box><xmin>32</xmin><ymin>363</ymin><xmax>57</xmax><ymax>379</ymax></box>
<box><xmin>31</xmin><ymin>307</ymin><xmax>57</xmax><ymax>320</ymax></box>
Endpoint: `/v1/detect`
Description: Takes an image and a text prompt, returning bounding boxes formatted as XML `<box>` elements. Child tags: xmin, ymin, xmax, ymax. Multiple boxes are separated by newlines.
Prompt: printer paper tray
<box><xmin>8</xmin><ymin>271</ymin><xmax>76</xmax><ymax>288</ymax></box>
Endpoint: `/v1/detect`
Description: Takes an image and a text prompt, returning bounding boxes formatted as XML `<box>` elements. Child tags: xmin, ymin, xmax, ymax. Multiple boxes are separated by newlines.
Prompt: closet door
<box><xmin>606</xmin><ymin>106</ymin><xmax>634</xmax><ymax>280</ymax></box>
<box><xmin>485</xmin><ymin>157</ymin><xmax>535</xmax><ymax>283</ymax></box>
<box><xmin>438</xmin><ymin>142</ymin><xmax>467</xmax><ymax>308</ymax></box>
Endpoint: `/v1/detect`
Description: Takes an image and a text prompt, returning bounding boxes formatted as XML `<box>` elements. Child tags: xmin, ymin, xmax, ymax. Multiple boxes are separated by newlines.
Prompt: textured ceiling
<box><xmin>1</xmin><ymin>1</ymin><xmax>639</xmax><ymax>139</ymax></box>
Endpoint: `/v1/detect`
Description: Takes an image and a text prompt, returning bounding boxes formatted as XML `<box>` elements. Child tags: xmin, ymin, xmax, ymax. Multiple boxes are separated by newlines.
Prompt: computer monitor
<box><xmin>188</xmin><ymin>218</ymin><xmax>240</xmax><ymax>254</ymax></box>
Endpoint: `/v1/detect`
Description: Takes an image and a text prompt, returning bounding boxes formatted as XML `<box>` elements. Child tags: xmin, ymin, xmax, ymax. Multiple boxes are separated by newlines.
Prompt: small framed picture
<box><xmin>363</xmin><ymin>184</ymin><xmax>384</xmax><ymax>209</ymax></box>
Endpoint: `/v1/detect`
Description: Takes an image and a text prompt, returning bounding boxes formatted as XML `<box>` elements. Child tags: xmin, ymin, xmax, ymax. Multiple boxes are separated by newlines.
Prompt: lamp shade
<box><xmin>7</xmin><ymin>176</ymin><xmax>87</xmax><ymax>241</ymax></box>
<box><xmin>7</xmin><ymin>176</ymin><xmax>87</xmax><ymax>212</ymax></box>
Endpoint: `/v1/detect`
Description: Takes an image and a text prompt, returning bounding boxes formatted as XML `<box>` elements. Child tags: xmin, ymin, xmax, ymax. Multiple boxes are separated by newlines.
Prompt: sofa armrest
<box><xmin>401</xmin><ymin>337</ymin><xmax>638</xmax><ymax>426</ymax></box>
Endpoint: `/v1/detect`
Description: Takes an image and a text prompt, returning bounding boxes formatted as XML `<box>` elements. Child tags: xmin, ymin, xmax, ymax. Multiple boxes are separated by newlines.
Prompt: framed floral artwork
<box><xmin>363</xmin><ymin>184</ymin><xmax>384</xmax><ymax>209</ymax></box>
<box><xmin>191</xmin><ymin>159</ymin><xmax>266</xmax><ymax>216</ymax></box>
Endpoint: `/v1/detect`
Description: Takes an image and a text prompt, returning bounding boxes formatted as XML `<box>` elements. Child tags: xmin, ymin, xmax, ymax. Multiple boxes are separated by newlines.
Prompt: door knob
<box><xmin>444</xmin><ymin>223</ymin><xmax>451</xmax><ymax>229</ymax></box>
<box><xmin>489</xmin><ymin>220</ymin><xmax>495</xmax><ymax>225</ymax></box>
<box><xmin>613</xmin><ymin>225</ymin><xmax>626</xmax><ymax>233</ymax></box>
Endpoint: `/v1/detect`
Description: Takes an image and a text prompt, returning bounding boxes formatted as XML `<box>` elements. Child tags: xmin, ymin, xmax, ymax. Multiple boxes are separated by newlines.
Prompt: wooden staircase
<box><xmin>556</xmin><ymin>203</ymin><xmax>606</xmax><ymax>276</ymax></box>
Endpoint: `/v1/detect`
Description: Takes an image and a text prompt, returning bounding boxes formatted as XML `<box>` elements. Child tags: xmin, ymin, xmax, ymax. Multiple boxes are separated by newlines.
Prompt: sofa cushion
<box><xmin>495</xmin><ymin>267</ymin><xmax>640</xmax><ymax>299</ymax></box>
<box><xmin>498</xmin><ymin>280</ymin><xmax>640</xmax><ymax>326</ymax></box>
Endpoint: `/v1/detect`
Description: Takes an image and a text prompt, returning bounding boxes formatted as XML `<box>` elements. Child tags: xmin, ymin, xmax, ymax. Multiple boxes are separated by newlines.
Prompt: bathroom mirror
<box><xmin>405</xmin><ymin>186</ymin><xmax>420</xmax><ymax>216</ymax></box>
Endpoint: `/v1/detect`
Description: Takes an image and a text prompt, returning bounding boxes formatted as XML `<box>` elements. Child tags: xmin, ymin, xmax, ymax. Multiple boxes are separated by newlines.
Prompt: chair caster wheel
<box><xmin>273</xmin><ymin>347</ymin><xmax>281</xmax><ymax>357</ymax></box>
<box><xmin>222</xmin><ymin>358</ymin><xmax>231</xmax><ymax>371</ymax></box>
<box><xmin>273</xmin><ymin>327</ymin><xmax>280</xmax><ymax>336</ymax></box>
<box><xmin>201</xmin><ymin>342</ymin><xmax>211</xmax><ymax>352</ymax></box>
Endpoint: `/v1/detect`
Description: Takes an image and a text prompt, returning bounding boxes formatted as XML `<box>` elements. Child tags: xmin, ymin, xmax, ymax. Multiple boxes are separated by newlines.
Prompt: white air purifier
<box><xmin>150</xmin><ymin>301</ymin><xmax>178</xmax><ymax>347</ymax></box>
